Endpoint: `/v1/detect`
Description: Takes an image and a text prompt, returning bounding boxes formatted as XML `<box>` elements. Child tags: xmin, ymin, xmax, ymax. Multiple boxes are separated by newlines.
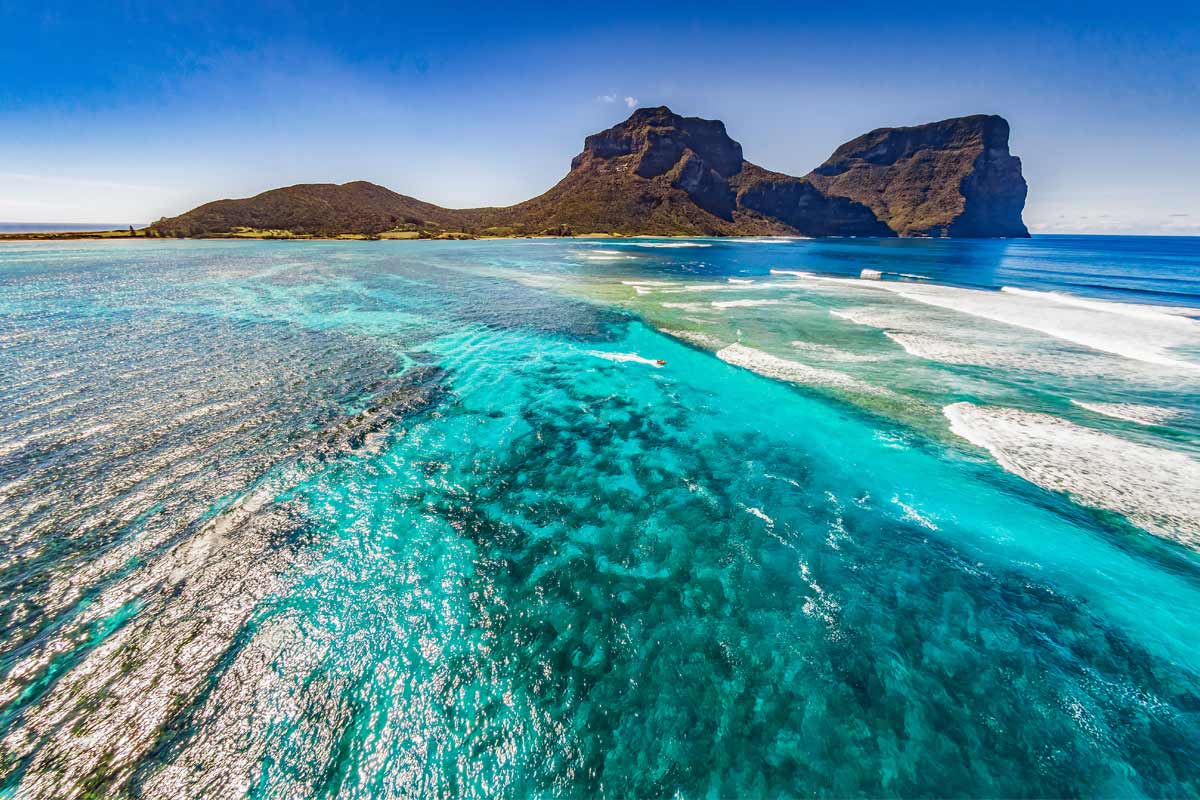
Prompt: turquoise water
<box><xmin>1</xmin><ymin>237</ymin><xmax>1198</xmax><ymax>797</ymax></box>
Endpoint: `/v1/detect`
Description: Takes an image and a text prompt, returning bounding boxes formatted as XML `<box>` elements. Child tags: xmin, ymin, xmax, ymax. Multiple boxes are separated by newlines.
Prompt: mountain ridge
<box><xmin>150</xmin><ymin>107</ymin><xmax>1029</xmax><ymax>239</ymax></box>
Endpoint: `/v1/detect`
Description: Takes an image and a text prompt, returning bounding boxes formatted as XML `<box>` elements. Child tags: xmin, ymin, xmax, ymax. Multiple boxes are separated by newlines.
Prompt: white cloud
<box><xmin>596</xmin><ymin>94</ymin><xmax>616</xmax><ymax>104</ymax></box>
<box><xmin>624</xmin><ymin>96</ymin><xmax>638</xmax><ymax>109</ymax></box>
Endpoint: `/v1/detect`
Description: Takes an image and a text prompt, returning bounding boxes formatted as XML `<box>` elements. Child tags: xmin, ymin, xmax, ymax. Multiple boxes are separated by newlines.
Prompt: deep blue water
<box><xmin>0</xmin><ymin>236</ymin><xmax>1197</xmax><ymax>798</ymax></box>
<box><xmin>564</xmin><ymin>235</ymin><xmax>1200</xmax><ymax>308</ymax></box>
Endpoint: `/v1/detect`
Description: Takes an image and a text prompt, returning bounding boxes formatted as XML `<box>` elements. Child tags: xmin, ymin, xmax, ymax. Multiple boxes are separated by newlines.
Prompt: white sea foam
<box><xmin>661</xmin><ymin>329</ymin><xmax>725</xmax><ymax>349</ymax></box>
<box><xmin>660</xmin><ymin>302</ymin><xmax>710</xmax><ymax>311</ymax></box>
<box><xmin>944</xmin><ymin>402</ymin><xmax>1200</xmax><ymax>545</ymax></box>
<box><xmin>764</xmin><ymin>471</ymin><xmax>803</xmax><ymax>489</ymax></box>
<box><xmin>828</xmin><ymin>308</ymin><xmax>868</xmax><ymax>325</ymax></box>
<box><xmin>605</xmin><ymin>241</ymin><xmax>711</xmax><ymax>248</ymax></box>
<box><xmin>835</xmin><ymin>302</ymin><xmax>1195</xmax><ymax>380</ymax></box>
<box><xmin>883</xmin><ymin>332</ymin><xmax>1038</xmax><ymax>369</ymax></box>
<box><xmin>586</xmin><ymin>351</ymin><xmax>664</xmax><ymax>367</ymax></box>
<box><xmin>1069</xmin><ymin>400</ymin><xmax>1181</xmax><ymax>427</ymax></box>
<box><xmin>727</xmin><ymin>278</ymin><xmax>754</xmax><ymax>284</ymax></box>
<box><xmin>620</xmin><ymin>280</ymin><xmax>676</xmax><ymax>296</ymax></box>
<box><xmin>792</xmin><ymin>275</ymin><xmax>1200</xmax><ymax>371</ymax></box>
<box><xmin>582</xmin><ymin>254</ymin><xmax>636</xmax><ymax>261</ymax></box>
<box><xmin>770</xmin><ymin>269</ymin><xmax>815</xmax><ymax>278</ymax></box>
<box><xmin>677</xmin><ymin>283</ymin><xmax>741</xmax><ymax>292</ymax></box>
<box><xmin>790</xmin><ymin>340</ymin><xmax>883</xmax><ymax>362</ymax></box>
<box><xmin>877</xmin><ymin>283</ymin><xmax>1200</xmax><ymax>371</ymax></box>
<box><xmin>798</xmin><ymin>558</ymin><xmax>839</xmax><ymax>629</ymax></box>
<box><xmin>744</xmin><ymin>506</ymin><xmax>775</xmax><ymax>526</ymax></box>
<box><xmin>711</xmin><ymin>299</ymin><xmax>783</xmax><ymax>309</ymax></box>
<box><xmin>716</xmin><ymin>344</ymin><xmax>887</xmax><ymax>395</ymax></box>
<box><xmin>891</xmin><ymin>496</ymin><xmax>939</xmax><ymax>530</ymax></box>
<box><xmin>1001</xmin><ymin>287</ymin><xmax>1200</xmax><ymax>325</ymax></box>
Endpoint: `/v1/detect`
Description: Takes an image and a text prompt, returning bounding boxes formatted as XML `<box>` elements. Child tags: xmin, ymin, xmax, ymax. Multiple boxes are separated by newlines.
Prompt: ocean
<box><xmin>1</xmin><ymin>235</ymin><xmax>1197</xmax><ymax>797</ymax></box>
<box><xmin>0</xmin><ymin>223</ymin><xmax>145</xmax><ymax>234</ymax></box>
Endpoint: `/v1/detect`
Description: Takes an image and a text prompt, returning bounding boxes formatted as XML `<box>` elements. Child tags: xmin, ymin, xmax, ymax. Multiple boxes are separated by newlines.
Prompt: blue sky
<box><xmin>2</xmin><ymin>1</ymin><xmax>1197</xmax><ymax>233</ymax></box>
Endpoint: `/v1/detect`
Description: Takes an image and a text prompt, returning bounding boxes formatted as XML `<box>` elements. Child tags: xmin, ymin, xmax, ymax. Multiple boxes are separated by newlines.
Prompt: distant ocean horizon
<box><xmin>0</xmin><ymin>222</ymin><xmax>148</xmax><ymax>233</ymax></box>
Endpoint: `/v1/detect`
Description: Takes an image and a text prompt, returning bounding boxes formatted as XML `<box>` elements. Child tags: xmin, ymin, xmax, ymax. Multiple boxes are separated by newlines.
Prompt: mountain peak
<box><xmin>625</xmin><ymin>105</ymin><xmax>677</xmax><ymax>119</ymax></box>
<box><xmin>572</xmin><ymin>107</ymin><xmax>743</xmax><ymax>180</ymax></box>
<box><xmin>151</xmin><ymin>111</ymin><xmax>1029</xmax><ymax>239</ymax></box>
<box><xmin>807</xmin><ymin>114</ymin><xmax>1028</xmax><ymax>237</ymax></box>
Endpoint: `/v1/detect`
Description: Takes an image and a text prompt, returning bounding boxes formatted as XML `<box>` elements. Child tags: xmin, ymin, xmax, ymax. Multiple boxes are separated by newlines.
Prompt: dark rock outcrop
<box><xmin>733</xmin><ymin>165</ymin><xmax>895</xmax><ymax>237</ymax></box>
<box><xmin>151</xmin><ymin>108</ymin><xmax>1029</xmax><ymax>239</ymax></box>
<box><xmin>806</xmin><ymin>115</ymin><xmax>1029</xmax><ymax>237</ymax></box>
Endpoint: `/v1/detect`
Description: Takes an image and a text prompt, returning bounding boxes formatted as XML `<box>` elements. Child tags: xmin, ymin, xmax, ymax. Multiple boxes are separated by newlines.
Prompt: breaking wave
<box><xmin>716</xmin><ymin>344</ymin><xmax>887</xmax><ymax>396</ymax></box>
<box><xmin>1069</xmin><ymin>400</ymin><xmax>1181</xmax><ymax>426</ymax></box>
<box><xmin>944</xmin><ymin>402</ymin><xmax>1200</xmax><ymax>546</ymax></box>
<box><xmin>712</xmin><ymin>299</ymin><xmax>783</xmax><ymax>309</ymax></box>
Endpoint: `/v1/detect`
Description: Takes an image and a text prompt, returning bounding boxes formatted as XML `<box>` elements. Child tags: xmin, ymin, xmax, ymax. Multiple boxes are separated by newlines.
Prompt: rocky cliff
<box><xmin>150</xmin><ymin>108</ymin><xmax>1029</xmax><ymax>239</ymax></box>
<box><xmin>806</xmin><ymin>115</ymin><xmax>1029</xmax><ymax>237</ymax></box>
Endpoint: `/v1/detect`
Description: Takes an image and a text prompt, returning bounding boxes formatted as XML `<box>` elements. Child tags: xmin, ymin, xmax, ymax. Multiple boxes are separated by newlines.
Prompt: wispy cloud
<box><xmin>596</xmin><ymin>94</ymin><xmax>638</xmax><ymax>109</ymax></box>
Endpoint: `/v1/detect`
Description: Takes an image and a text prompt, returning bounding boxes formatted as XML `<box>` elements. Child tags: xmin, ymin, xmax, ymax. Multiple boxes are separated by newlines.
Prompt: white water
<box><xmin>1069</xmin><ymin>400</ymin><xmax>1181</xmax><ymax>426</ymax></box>
<box><xmin>944</xmin><ymin>402</ymin><xmax>1200</xmax><ymax>546</ymax></box>
<box><xmin>813</xmin><ymin>276</ymin><xmax>1200</xmax><ymax>371</ymax></box>
<box><xmin>586</xmin><ymin>350</ymin><xmax>665</xmax><ymax>367</ymax></box>
<box><xmin>717</xmin><ymin>344</ymin><xmax>888</xmax><ymax>396</ymax></box>
<box><xmin>711</xmin><ymin>299</ymin><xmax>783</xmax><ymax>309</ymax></box>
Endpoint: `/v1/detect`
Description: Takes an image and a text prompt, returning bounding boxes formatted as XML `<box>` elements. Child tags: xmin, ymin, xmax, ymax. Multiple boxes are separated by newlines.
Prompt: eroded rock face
<box><xmin>573</xmin><ymin>106</ymin><xmax>744</xmax><ymax>178</ymax></box>
<box><xmin>807</xmin><ymin>115</ymin><xmax>1029</xmax><ymax>237</ymax></box>
<box><xmin>568</xmin><ymin>107</ymin><xmax>743</xmax><ymax>219</ymax></box>
<box><xmin>152</xmin><ymin>107</ymin><xmax>1030</xmax><ymax>239</ymax></box>
<box><xmin>734</xmin><ymin>166</ymin><xmax>894</xmax><ymax>237</ymax></box>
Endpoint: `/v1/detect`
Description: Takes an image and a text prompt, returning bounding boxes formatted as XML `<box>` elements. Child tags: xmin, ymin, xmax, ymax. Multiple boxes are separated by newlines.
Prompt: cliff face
<box><xmin>151</xmin><ymin>108</ymin><xmax>1029</xmax><ymax>239</ymax></box>
<box><xmin>806</xmin><ymin>115</ymin><xmax>1029</xmax><ymax>237</ymax></box>
<box><xmin>733</xmin><ymin>165</ymin><xmax>895</xmax><ymax>237</ymax></box>
<box><xmin>481</xmin><ymin>107</ymin><xmax>767</xmax><ymax>235</ymax></box>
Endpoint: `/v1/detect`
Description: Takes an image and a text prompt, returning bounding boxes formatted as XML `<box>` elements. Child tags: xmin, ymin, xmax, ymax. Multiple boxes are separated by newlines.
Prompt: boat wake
<box><xmin>586</xmin><ymin>350</ymin><xmax>665</xmax><ymax>367</ymax></box>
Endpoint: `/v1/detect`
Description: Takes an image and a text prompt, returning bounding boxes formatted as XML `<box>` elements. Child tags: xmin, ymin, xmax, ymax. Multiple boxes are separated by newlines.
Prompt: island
<box><xmin>6</xmin><ymin>107</ymin><xmax>1030</xmax><ymax>241</ymax></box>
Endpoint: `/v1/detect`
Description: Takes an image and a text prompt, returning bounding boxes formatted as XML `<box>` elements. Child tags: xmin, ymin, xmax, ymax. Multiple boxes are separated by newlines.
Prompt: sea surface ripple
<box><xmin>1</xmin><ymin>237</ymin><xmax>1198</xmax><ymax>798</ymax></box>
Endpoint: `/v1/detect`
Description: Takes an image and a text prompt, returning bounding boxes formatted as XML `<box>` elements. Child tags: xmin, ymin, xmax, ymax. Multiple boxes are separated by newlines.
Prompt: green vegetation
<box><xmin>0</xmin><ymin>228</ymin><xmax>149</xmax><ymax>241</ymax></box>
